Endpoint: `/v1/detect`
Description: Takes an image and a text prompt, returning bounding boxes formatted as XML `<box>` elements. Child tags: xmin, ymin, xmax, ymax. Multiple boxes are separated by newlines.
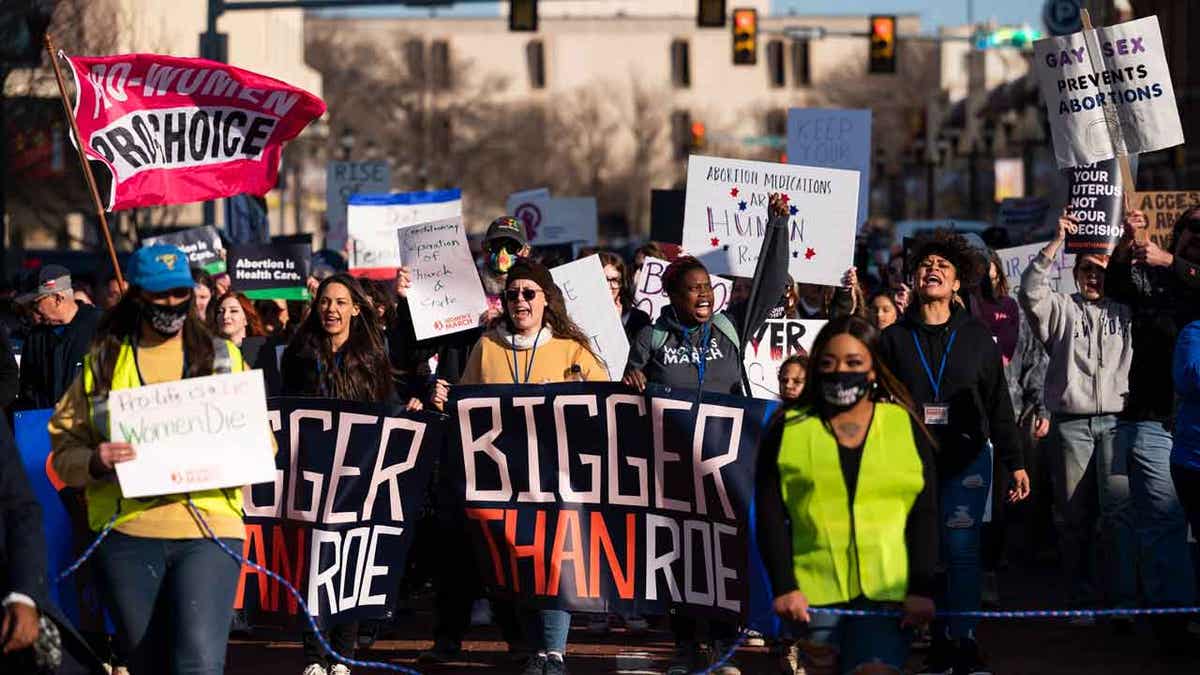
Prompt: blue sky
<box><xmin>320</xmin><ymin>1</ymin><xmax>1049</xmax><ymax>31</ymax></box>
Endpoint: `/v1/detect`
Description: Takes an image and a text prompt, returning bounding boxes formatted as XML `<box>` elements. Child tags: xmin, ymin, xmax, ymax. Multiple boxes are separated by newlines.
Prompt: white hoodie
<box><xmin>1019</xmin><ymin>252</ymin><xmax>1133</xmax><ymax>415</ymax></box>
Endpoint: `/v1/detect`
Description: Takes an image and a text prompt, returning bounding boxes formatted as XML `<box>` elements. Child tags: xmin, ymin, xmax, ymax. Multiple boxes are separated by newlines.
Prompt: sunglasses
<box><xmin>489</xmin><ymin>240</ymin><xmax>523</xmax><ymax>255</ymax></box>
<box><xmin>505</xmin><ymin>288</ymin><xmax>542</xmax><ymax>303</ymax></box>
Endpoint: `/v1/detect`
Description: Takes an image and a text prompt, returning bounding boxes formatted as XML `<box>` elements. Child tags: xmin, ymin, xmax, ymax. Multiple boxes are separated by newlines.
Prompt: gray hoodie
<box><xmin>1018</xmin><ymin>251</ymin><xmax>1133</xmax><ymax>415</ymax></box>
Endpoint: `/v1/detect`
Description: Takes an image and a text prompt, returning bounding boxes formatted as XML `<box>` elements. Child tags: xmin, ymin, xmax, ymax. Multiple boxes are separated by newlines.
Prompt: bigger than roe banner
<box><xmin>236</xmin><ymin>399</ymin><xmax>442</xmax><ymax>628</ymax></box>
<box><xmin>64</xmin><ymin>53</ymin><xmax>325</xmax><ymax>210</ymax></box>
<box><xmin>446</xmin><ymin>383</ymin><xmax>775</xmax><ymax>621</ymax></box>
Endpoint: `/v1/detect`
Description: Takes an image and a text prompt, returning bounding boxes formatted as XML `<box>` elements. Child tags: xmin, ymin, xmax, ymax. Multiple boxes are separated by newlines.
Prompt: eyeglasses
<box><xmin>505</xmin><ymin>288</ymin><xmax>542</xmax><ymax>302</ymax></box>
<box><xmin>489</xmin><ymin>240</ymin><xmax>523</xmax><ymax>255</ymax></box>
<box><xmin>605</xmin><ymin>276</ymin><xmax>623</xmax><ymax>288</ymax></box>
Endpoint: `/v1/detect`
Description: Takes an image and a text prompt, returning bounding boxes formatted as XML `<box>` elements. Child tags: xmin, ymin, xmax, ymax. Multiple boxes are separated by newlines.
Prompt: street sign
<box><xmin>1043</xmin><ymin>0</ymin><xmax>1082</xmax><ymax>37</ymax></box>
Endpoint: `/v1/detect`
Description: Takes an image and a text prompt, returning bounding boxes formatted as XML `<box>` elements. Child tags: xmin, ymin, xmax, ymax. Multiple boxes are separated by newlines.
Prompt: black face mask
<box><xmin>820</xmin><ymin>371</ymin><xmax>872</xmax><ymax>409</ymax></box>
<box><xmin>142</xmin><ymin>299</ymin><xmax>191</xmax><ymax>337</ymax></box>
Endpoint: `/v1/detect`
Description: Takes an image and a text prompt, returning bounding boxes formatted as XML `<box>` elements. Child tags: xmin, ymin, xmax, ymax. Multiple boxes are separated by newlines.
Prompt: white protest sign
<box><xmin>996</xmin><ymin>242</ymin><xmax>1077</xmax><ymax>297</ymax></box>
<box><xmin>550</xmin><ymin>255</ymin><xmax>629</xmax><ymax>381</ymax></box>
<box><xmin>347</xmin><ymin>189</ymin><xmax>462</xmax><ymax>279</ymax></box>
<box><xmin>743</xmin><ymin>319</ymin><xmax>825</xmax><ymax>399</ymax></box>
<box><xmin>506</xmin><ymin>187</ymin><xmax>551</xmax><ymax>219</ymax></box>
<box><xmin>398</xmin><ymin>216</ymin><xmax>489</xmax><ymax>340</ymax></box>
<box><xmin>111</xmin><ymin>370</ymin><xmax>276</xmax><ymax>499</ymax></box>
<box><xmin>787</xmin><ymin>108</ymin><xmax>872</xmax><ymax>228</ymax></box>
<box><xmin>632</xmin><ymin>255</ymin><xmax>732</xmax><ymax>322</ymax></box>
<box><xmin>515</xmin><ymin>196</ymin><xmax>599</xmax><ymax>247</ymax></box>
<box><xmin>326</xmin><ymin>161</ymin><xmax>391</xmax><ymax>254</ymax></box>
<box><xmin>682</xmin><ymin>155</ymin><xmax>860</xmax><ymax>286</ymax></box>
<box><xmin>1033</xmin><ymin>15</ymin><xmax>1184</xmax><ymax>168</ymax></box>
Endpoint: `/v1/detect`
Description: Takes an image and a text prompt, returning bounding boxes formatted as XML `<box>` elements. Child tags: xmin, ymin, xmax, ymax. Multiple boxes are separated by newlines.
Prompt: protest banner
<box><xmin>682</xmin><ymin>155</ymin><xmax>859</xmax><ymax>286</ymax></box>
<box><xmin>786</xmin><ymin>108</ymin><xmax>872</xmax><ymax>227</ymax></box>
<box><xmin>550</xmin><ymin>255</ymin><xmax>630</xmax><ymax>380</ymax></box>
<box><xmin>743</xmin><ymin>320</ymin><xmax>826</xmax><ymax>399</ymax></box>
<box><xmin>347</xmin><ymin>189</ymin><xmax>462</xmax><ymax>279</ymax></box>
<box><xmin>446</xmin><ymin>382</ymin><xmax>776</xmax><ymax>620</ymax></box>
<box><xmin>1063</xmin><ymin>159</ymin><xmax>1123</xmax><ymax>253</ymax></box>
<box><xmin>398</xmin><ymin>216</ymin><xmax>489</xmax><ymax>340</ymax></box>
<box><xmin>1135</xmin><ymin>190</ymin><xmax>1200</xmax><ymax>250</ymax></box>
<box><xmin>143</xmin><ymin>225</ymin><xmax>226</xmax><ymax>274</ymax></box>
<box><xmin>111</xmin><ymin>370</ymin><xmax>276</xmax><ymax>498</ymax></box>
<box><xmin>326</xmin><ymin>161</ymin><xmax>391</xmax><ymax>254</ymax></box>
<box><xmin>506</xmin><ymin>187</ymin><xmax>551</xmax><ymax>219</ymax></box>
<box><xmin>632</xmin><ymin>255</ymin><xmax>732</xmax><ymax>322</ymax></box>
<box><xmin>997</xmin><ymin>242</ymin><xmax>1077</xmax><ymax>296</ymax></box>
<box><xmin>224</xmin><ymin>194</ymin><xmax>270</xmax><ymax>245</ymax></box>
<box><xmin>517</xmin><ymin>196</ymin><xmax>600</xmax><ymax>247</ymax></box>
<box><xmin>60</xmin><ymin>53</ymin><xmax>325</xmax><ymax>210</ymax></box>
<box><xmin>237</xmin><ymin>398</ymin><xmax>442</xmax><ymax>627</ymax></box>
<box><xmin>1033</xmin><ymin>16</ymin><xmax>1183</xmax><ymax>168</ymax></box>
<box><xmin>228</xmin><ymin>242</ymin><xmax>311</xmax><ymax>300</ymax></box>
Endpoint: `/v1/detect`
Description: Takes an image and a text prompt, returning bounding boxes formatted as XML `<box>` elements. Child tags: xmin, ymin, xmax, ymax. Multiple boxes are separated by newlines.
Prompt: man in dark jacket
<box><xmin>1103</xmin><ymin>205</ymin><xmax>1200</xmax><ymax>650</ymax></box>
<box><xmin>16</xmin><ymin>266</ymin><xmax>102</xmax><ymax>410</ymax></box>
<box><xmin>879</xmin><ymin>229</ymin><xmax>1029</xmax><ymax>675</ymax></box>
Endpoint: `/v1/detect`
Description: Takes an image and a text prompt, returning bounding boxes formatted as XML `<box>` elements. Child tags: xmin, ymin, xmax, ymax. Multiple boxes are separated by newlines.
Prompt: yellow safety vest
<box><xmin>777</xmin><ymin>403</ymin><xmax>925</xmax><ymax>605</ymax></box>
<box><xmin>81</xmin><ymin>338</ymin><xmax>246</xmax><ymax>532</ymax></box>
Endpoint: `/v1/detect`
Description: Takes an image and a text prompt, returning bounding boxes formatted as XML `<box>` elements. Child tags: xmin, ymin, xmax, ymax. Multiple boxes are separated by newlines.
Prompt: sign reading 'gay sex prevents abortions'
<box><xmin>682</xmin><ymin>155</ymin><xmax>859</xmax><ymax>286</ymax></box>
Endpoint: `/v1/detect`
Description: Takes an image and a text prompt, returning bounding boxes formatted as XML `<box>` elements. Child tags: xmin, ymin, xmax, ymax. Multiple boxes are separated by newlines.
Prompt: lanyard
<box><xmin>510</xmin><ymin>331</ymin><xmax>541</xmax><ymax>384</ymax></box>
<box><xmin>685</xmin><ymin>322</ymin><xmax>712</xmax><ymax>390</ymax></box>
<box><xmin>910</xmin><ymin>328</ymin><xmax>958</xmax><ymax>402</ymax></box>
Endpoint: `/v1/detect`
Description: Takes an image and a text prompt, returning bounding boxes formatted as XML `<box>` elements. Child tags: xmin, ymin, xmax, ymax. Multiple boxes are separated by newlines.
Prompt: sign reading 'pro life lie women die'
<box><xmin>681</xmin><ymin>155</ymin><xmax>859</xmax><ymax>287</ymax></box>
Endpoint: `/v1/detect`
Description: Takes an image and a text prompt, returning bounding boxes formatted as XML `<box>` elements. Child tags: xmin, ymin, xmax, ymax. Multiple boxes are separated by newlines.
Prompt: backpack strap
<box><xmin>651</xmin><ymin>327</ymin><xmax>670</xmax><ymax>352</ymax></box>
<box><xmin>710</xmin><ymin>313</ymin><xmax>740</xmax><ymax>347</ymax></box>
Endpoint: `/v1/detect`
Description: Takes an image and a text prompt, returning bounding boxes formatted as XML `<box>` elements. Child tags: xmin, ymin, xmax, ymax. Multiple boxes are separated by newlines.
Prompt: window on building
<box><xmin>767</xmin><ymin>40</ymin><xmax>785</xmax><ymax>87</ymax></box>
<box><xmin>404</xmin><ymin>39</ymin><xmax>425</xmax><ymax>82</ymax></box>
<box><xmin>766</xmin><ymin>109</ymin><xmax>787</xmax><ymax>138</ymax></box>
<box><xmin>671</xmin><ymin>39</ymin><xmax>691</xmax><ymax>88</ymax></box>
<box><xmin>526</xmin><ymin>39</ymin><xmax>546</xmax><ymax>89</ymax></box>
<box><xmin>431</xmin><ymin>40</ymin><xmax>452</xmax><ymax>90</ymax></box>
<box><xmin>791</xmin><ymin>39</ymin><xmax>811</xmax><ymax>87</ymax></box>
<box><xmin>671</xmin><ymin>110</ymin><xmax>692</xmax><ymax>160</ymax></box>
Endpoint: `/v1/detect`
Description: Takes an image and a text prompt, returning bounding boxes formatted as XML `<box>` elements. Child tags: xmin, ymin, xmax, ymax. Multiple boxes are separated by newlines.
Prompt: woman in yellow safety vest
<box><xmin>756</xmin><ymin>315</ymin><xmax>938</xmax><ymax>675</ymax></box>
<box><xmin>48</xmin><ymin>244</ymin><xmax>251</xmax><ymax>675</ymax></box>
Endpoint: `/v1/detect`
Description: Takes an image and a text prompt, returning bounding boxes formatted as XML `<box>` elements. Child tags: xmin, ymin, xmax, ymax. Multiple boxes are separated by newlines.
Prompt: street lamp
<box><xmin>339</xmin><ymin>127</ymin><xmax>355</xmax><ymax>161</ymax></box>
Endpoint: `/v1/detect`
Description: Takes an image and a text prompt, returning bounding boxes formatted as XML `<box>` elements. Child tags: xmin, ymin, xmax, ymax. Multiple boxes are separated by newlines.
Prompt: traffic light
<box><xmin>510</xmin><ymin>0</ymin><xmax>538</xmax><ymax>32</ymax></box>
<box><xmin>691</xmin><ymin>121</ymin><xmax>706</xmax><ymax>151</ymax></box>
<box><xmin>697</xmin><ymin>0</ymin><xmax>725</xmax><ymax>28</ymax></box>
<box><xmin>732</xmin><ymin>8</ymin><xmax>757</xmax><ymax>65</ymax></box>
<box><xmin>0</xmin><ymin>0</ymin><xmax>53</xmax><ymax>66</ymax></box>
<box><xmin>869</xmin><ymin>15</ymin><xmax>896</xmax><ymax>74</ymax></box>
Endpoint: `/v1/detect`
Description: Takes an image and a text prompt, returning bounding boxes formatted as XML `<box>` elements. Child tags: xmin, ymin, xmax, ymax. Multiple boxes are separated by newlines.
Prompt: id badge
<box><xmin>923</xmin><ymin>404</ymin><xmax>950</xmax><ymax>426</ymax></box>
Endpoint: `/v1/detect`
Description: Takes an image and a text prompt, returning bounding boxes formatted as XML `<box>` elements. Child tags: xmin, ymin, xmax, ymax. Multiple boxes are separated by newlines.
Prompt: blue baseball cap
<box><xmin>128</xmin><ymin>245</ymin><xmax>195</xmax><ymax>292</ymax></box>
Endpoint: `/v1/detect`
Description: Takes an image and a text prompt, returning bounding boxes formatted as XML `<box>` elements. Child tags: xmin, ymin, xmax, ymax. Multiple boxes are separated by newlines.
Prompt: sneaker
<box><xmin>520</xmin><ymin>653</ymin><xmax>548</xmax><ymax>675</ymax></box>
<box><xmin>743</xmin><ymin>629</ymin><xmax>766</xmax><ymax>647</ymax></box>
<box><xmin>470</xmin><ymin>598</ymin><xmax>493</xmax><ymax>626</ymax></box>
<box><xmin>953</xmin><ymin>637</ymin><xmax>992</xmax><ymax>675</ymax></box>
<box><xmin>771</xmin><ymin>641</ymin><xmax>801</xmax><ymax>675</ymax></box>
<box><xmin>417</xmin><ymin>641</ymin><xmax>464</xmax><ymax>664</ymax></box>
<box><xmin>301</xmin><ymin>665</ymin><xmax>327</xmax><ymax>675</ymax></box>
<box><xmin>544</xmin><ymin>653</ymin><xmax>568</xmax><ymax>675</ymax></box>
<box><xmin>329</xmin><ymin>666</ymin><xmax>351</xmax><ymax>675</ymax></box>
<box><xmin>586</xmin><ymin>614</ymin><xmax>610</xmax><ymax>635</ymax></box>
<box><xmin>624</xmin><ymin>615</ymin><xmax>650</xmax><ymax>635</ymax></box>
<box><xmin>709</xmin><ymin>640</ymin><xmax>742</xmax><ymax>675</ymax></box>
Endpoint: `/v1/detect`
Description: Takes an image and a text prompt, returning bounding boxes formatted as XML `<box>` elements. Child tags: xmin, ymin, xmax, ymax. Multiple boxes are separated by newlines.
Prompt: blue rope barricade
<box><xmin>54</xmin><ymin>508</ymin><xmax>1200</xmax><ymax>674</ymax></box>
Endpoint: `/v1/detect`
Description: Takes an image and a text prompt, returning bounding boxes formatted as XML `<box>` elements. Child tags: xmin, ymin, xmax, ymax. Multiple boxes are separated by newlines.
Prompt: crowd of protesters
<box><xmin>2</xmin><ymin>194</ymin><xmax>1200</xmax><ymax>675</ymax></box>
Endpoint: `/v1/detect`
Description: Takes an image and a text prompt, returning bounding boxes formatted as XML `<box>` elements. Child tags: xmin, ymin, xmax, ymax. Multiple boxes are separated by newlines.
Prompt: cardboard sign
<box><xmin>632</xmin><ymin>255</ymin><xmax>732</xmax><ymax>322</ymax></box>
<box><xmin>682</xmin><ymin>155</ymin><xmax>859</xmax><ymax>286</ymax></box>
<box><xmin>550</xmin><ymin>255</ymin><xmax>630</xmax><ymax>381</ymax></box>
<box><xmin>347</xmin><ymin>189</ymin><xmax>462</xmax><ymax>279</ymax></box>
<box><xmin>786</xmin><ymin>108</ymin><xmax>872</xmax><ymax>227</ymax></box>
<box><xmin>143</xmin><ymin>225</ymin><xmax>226</xmax><ymax>274</ymax></box>
<box><xmin>996</xmin><ymin>242</ymin><xmax>1077</xmax><ymax>296</ymax></box>
<box><xmin>506</xmin><ymin>187</ymin><xmax>551</xmax><ymax>218</ymax></box>
<box><xmin>326</xmin><ymin>161</ymin><xmax>391</xmax><ymax>254</ymax></box>
<box><xmin>1135</xmin><ymin>190</ymin><xmax>1200</xmax><ymax>251</ymax></box>
<box><xmin>743</xmin><ymin>320</ymin><xmax>826</xmax><ymax>399</ymax></box>
<box><xmin>1064</xmin><ymin>159</ymin><xmax>1124</xmax><ymax>254</ymax></box>
<box><xmin>398</xmin><ymin>216</ymin><xmax>489</xmax><ymax>340</ymax></box>
<box><xmin>111</xmin><ymin>370</ymin><xmax>276</xmax><ymax>498</ymax></box>
<box><xmin>1033</xmin><ymin>16</ymin><xmax>1184</xmax><ymax>168</ymax></box>
<box><xmin>228</xmin><ymin>243</ymin><xmax>311</xmax><ymax>300</ymax></box>
<box><xmin>517</xmin><ymin>196</ymin><xmax>599</xmax><ymax>247</ymax></box>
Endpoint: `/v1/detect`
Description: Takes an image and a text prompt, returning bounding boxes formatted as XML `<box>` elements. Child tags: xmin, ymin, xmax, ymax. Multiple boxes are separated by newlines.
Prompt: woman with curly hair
<box><xmin>877</xmin><ymin>229</ymin><xmax>1030</xmax><ymax>675</ymax></box>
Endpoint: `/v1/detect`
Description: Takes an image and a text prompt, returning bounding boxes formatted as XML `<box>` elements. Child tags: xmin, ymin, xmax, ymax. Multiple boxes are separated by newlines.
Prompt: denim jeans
<box><xmin>1119</xmin><ymin>420</ymin><xmax>1197</xmax><ymax>608</ymax></box>
<box><xmin>520</xmin><ymin>608</ymin><xmax>570</xmax><ymax>654</ymax></box>
<box><xmin>93</xmin><ymin>531</ymin><xmax>242</xmax><ymax>675</ymax></box>
<box><xmin>788</xmin><ymin>597</ymin><xmax>911</xmax><ymax>674</ymax></box>
<box><xmin>937</xmin><ymin>447</ymin><xmax>991</xmax><ymax>640</ymax></box>
<box><xmin>1051</xmin><ymin>413</ymin><xmax>1137</xmax><ymax>609</ymax></box>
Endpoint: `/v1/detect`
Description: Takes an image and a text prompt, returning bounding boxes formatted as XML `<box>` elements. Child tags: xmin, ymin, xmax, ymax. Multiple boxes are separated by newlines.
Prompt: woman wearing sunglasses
<box><xmin>435</xmin><ymin>258</ymin><xmax>605</xmax><ymax>675</ymax></box>
<box><xmin>48</xmin><ymin>245</ymin><xmax>258</xmax><ymax>674</ymax></box>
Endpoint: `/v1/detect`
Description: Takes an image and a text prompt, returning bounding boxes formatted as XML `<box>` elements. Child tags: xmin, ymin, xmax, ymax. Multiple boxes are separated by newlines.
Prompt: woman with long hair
<box><xmin>597</xmin><ymin>251</ymin><xmax>651</xmax><ymax>343</ymax></box>
<box><xmin>878</xmin><ymin>229</ymin><xmax>1030</xmax><ymax>674</ymax></box>
<box><xmin>210</xmin><ymin>292</ymin><xmax>266</xmax><ymax>366</ymax></box>
<box><xmin>868</xmin><ymin>291</ymin><xmax>900</xmax><ymax>331</ymax></box>
<box><xmin>281</xmin><ymin>273</ymin><xmax>419</xmax><ymax>675</ymax></box>
<box><xmin>433</xmin><ymin>259</ymin><xmax>606</xmax><ymax>675</ymax></box>
<box><xmin>758</xmin><ymin>316</ymin><xmax>937</xmax><ymax>674</ymax></box>
<box><xmin>48</xmin><ymin>245</ymin><xmax>256</xmax><ymax>674</ymax></box>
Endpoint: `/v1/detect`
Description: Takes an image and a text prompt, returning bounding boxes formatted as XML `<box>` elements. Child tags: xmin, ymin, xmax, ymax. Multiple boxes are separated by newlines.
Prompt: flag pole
<box><xmin>44</xmin><ymin>34</ymin><xmax>125</xmax><ymax>287</ymax></box>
